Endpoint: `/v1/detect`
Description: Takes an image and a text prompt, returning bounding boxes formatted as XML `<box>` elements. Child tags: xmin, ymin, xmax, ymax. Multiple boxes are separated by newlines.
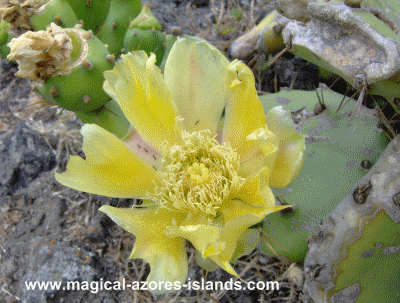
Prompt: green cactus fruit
<box><xmin>35</xmin><ymin>26</ymin><xmax>114</xmax><ymax>113</ymax></box>
<box><xmin>123</xmin><ymin>28</ymin><xmax>165</xmax><ymax>66</ymax></box>
<box><xmin>128</xmin><ymin>4</ymin><xmax>161</xmax><ymax>31</ymax></box>
<box><xmin>96</xmin><ymin>0</ymin><xmax>142</xmax><ymax>55</ymax></box>
<box><xmin>123</xmin><ymin>4</ymin><xmax>165</xmax><ymax>65</ymax></box>
<box><xmin>65</xmin><ymin>0</ymin><xmax>110</xmax><ymax>34</ymax></box>
<box><xmin>29</xmin><ymin>0</ymin><xmax>79</xmax><ymax>30</ymax></box>
<box><xmin>259</xmin><ymin>89</ymin><xmax>389</xmax><ymax>262</ymax></box>
<box><xmin>75</xmin><ymin>99</ymin><xmax>131</xmax><ymax>139</ymax></box>
<box><xmin>304</xmin><ymin>136</ymin><xmax>400</xmax><ymax>303</ymax></box>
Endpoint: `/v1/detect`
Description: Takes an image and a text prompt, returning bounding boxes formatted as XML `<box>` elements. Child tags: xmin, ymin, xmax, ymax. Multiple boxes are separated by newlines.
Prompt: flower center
<box><xmin>150</xmin><ymin>130</ymin><xmax>242</xmax><ymax>217</ymax></box>
<box><xmin>187</xmin><ymin>162</ymin><xmax>209</xmax><ymax>184</ymax></box>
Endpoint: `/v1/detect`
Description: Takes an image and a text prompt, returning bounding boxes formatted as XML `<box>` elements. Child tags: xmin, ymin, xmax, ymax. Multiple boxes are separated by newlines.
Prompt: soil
<box><xmin>0</xmin><ymin>1</ymin><xmax>327</xmax><ymax>302</ymax></box>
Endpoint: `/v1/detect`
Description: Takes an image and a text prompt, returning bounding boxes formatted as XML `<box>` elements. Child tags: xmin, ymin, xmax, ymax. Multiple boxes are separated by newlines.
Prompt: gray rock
<box><xmin>0</xmin><ymin>237</ymin><xmax>117</xmax><ymax>303</ymax></box>
<box><xmin>3</xmin><ymin>172</ymin><xmax>65</xmax><ymax>241</ymax></box>
<box><xmin>22</xmin><ymin>240</ymin><xmax>117</xmax><ymax>303</ymax></box>
<box><xmin>0</xmin><ymin>123</ymin><xmax>56</xmax><ymax>197</ymax></box>
<box><xmin>0</xmin><ymin>59</ymin><xmax>31</xmax><ymax>111</ymax></box>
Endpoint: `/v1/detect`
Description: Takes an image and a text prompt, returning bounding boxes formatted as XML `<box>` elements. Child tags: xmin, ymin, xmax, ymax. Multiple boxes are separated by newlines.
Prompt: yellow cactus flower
<box><xmin>55</xmin><ymin>37</ymin><xmax>305</xmax><ymax>294</ymax></box>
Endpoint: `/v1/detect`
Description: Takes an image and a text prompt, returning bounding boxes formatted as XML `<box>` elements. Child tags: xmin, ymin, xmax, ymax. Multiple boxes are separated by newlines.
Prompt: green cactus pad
<box><xmin>261</xmin><ymin>205</ymin><xmax>313</xmax><ymax>263</ymax></box>
<box><xmin>259</xmin><ymin>89</ymin><xmax>389</xmax><ymax>262</ymax></box>
<box><xmin>123</xmin><ymin>28</ymin><xmax>165</xmax><ymax>66</ymax></box>
<box><xmin>0</xmin><ymin>34</ymin><xmax>13</xmax><ymax>59</ymax></box>
<box><xmin>29</xmin><ymin>0</ymin><xmax>79</xmax><ymax>30</ymax></box>
<box><xmin>362</xmin><ymin>0</ymin><xmax>400</xmax><ymax>31</ymax></box>
<box><xmin>305</xmin><ymin>135</ymin><xmax>400</xmax><ymax>302</ymax></box>
<box><xmin>0</xmin><ymin>19</ymin><xmax>10</xmax><ymax>45</ymax></box>
<box><xmin>329</xmin><ymin>210</ymin><xmax>400</xmax><ymax>302</ymax></box>
<box><xmin>36</xmin><ymin>28</ymin><xmax>114</xmax><ymax>113</ymax></box>
<box><xmin>96</xmin><ymin>0</ymin><xmax>142</xmax><ymax>55</ymax></box>
<box><xmin>0</xmin><ymin>20</ymin><xmax>13</xmax><ymax>59</ymax></box>
<box><xmin>75</xmin><ymin>99</ymin><xmax>131</xmax><ymax>139</ymax></box>
<box><xmin>65</xmin><ymin>0</ymin><xmax>110</xmax><ymax>34</ymax></box>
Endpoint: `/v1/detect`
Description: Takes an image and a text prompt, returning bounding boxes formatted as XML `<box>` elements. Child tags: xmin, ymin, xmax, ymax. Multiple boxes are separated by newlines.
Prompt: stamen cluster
<box><xmin>151</xmin><ymin>130</ymin><xmax>243</xmax><ymax>216</ymax></box>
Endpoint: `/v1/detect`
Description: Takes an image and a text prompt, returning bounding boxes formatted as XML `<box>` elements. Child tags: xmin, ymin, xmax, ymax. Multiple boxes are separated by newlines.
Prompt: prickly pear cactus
<box><xmin>0</xmin><ymin>19</ymin><xmax>13</xmax><ymax>58</ymax></box>
<box><xmin>29</xmin><ymin>0</ymin><xmax>79</xmax><ymax>30</ymax></box>
<box><xmin>123</xmin><ymin>5</ymin><xmax>165</xmax><ymax>66</ymax></box>
<box><xmin>96</xmin><ymin>0</ymin><xmax>142</xmax><ymax>55</ymax></box>
<box><xmin>32</xmin><ymin>25</ymin><xmax>114</xmax><ymax>113</ymax></box>
<box><xmin>0</xmin><ymin>0</ymin><xmax>78</xmax><ymax>30</ymax></box>
<box><xmin>259</xmin><ymin>89</ymin><xmax>389</xmax><ymax>262</ymax></box>
<box><xmin>304</xmin><ymin>135</ymin><xmax>400</xmax><ymax>303</ymax></box>
<box><xmin>75</xmin><ymin>99</ymin><xmax>130</xmax><ymax>139</ymax></box>
<box><xmin>6</xmin><ymin>23</ymin><xmax>132</xmax><ymax>137</ymax></box>
<box><xmin>65</xmin><ymin>0</ymin><xmax>111</xmax><ymax>34</ymax></box>
<box><xmin>231</xmin><ymin>0</ymin><xmax>400</xmax><ymax>115</ymax></box>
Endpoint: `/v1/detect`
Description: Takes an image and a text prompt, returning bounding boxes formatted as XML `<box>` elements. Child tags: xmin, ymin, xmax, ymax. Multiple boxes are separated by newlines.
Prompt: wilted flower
<box><xmin>0</xmin><ymin>0</ymin><xmax>42</xmax><ymax>30</ymax></box>
<box><xmin>55</xmin><ymin>38</ymin><xmax>305</xmax><ymax>294</ymax></box>
<box><xmin>7</xmin><ymin>23</ymin><xmax>72</xmax><ymax>80</ymax></box>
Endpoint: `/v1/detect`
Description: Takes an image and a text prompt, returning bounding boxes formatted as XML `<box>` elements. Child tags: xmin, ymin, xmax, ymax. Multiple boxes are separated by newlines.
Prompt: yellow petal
<box><xmin>220</xmin><ymin>168</ymin><xmax>289</xmax><ymax>261</ymax></box>
<box><xmin>209</xmin><ymin>255</ymin><xmax>241</xmax><ymax>279</ymax></box>
<box><xmin>103</xmin><ymin>51</ymin><xmax>182</xmax><ymax>152</ymax></box>
<box><xmin>265</xmin><ymin>106</ymin><xmax>305</xmax><ymax>188</ymax></box>
<box><xmin>243</xmin><ymin>127</ymin><xmax>279</xmax><ymax>178</ymax></box>
<box><xmin>99</xmin><ymin>205</ymin><xmax>187</xmax><ymax>294</ymax></box>
<box><xmin>165</xmin><ymin>223</ymin><xmax>220</xmax><ymax>256</ymax></box>
<box><xmin>235</xmin><ymin>146</ymin><xmax>265</xmax><ymax>178</ymax></box>
<box><xmin>102</xmin><ymin>70</ymin><xmax>120</xmax><ymax>103</ymax></box>
<box><xmin>266</xmin><ymin>106</ymin><xmax>303</xmax><ymax>144</ymax></box>
<box><xmin>222</xmin><ymin>60</ymin><xmax>267</xmax><ymax>172</ymax></box>
<box><xmin>223</xmin><ymin>167</ymin><xmax>271</xmax><ymax>223</ymax></box>
<box><xmin>269</xmin><ymin>137</ymin><xmax>305</xmax><ymax>188</ymax></box>
<box><xmin>55</xmin><ymin>124</ymin><xmax>161</xmax><ymax>198</ymax></box>
<box><xmin>219</xmin><ymin>213</ymin><xmax>267</xmax><ymax>262</ymax></box>
<box><xmin>219</xmin><ymin>204</ymin><xmax>290</xmax><ymax>263</ymax></box>
<box><xmin>164</xmin><ymin>38</ymin><xmax>230</xmax><ymax>135</ymax></box>
<box><xmin>247</xmin><ymin>127</ymin><xmax>279</xmax><ymax>158</ymax></box>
